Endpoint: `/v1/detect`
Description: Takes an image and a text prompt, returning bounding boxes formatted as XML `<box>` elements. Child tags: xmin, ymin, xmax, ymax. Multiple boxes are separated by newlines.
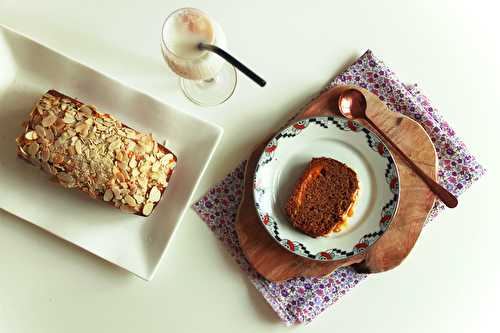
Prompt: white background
<box><xmin>0</xmin><ymin>1</ymin><xmax>498</xmax><ymax>332</ymax></box>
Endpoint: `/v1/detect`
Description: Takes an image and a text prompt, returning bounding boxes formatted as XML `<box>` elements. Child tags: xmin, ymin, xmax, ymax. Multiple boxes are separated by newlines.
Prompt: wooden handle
<box><xmin>365</xmin><ymin>117</ymin><xmax>458</xmax><ymax>208</ymax></box>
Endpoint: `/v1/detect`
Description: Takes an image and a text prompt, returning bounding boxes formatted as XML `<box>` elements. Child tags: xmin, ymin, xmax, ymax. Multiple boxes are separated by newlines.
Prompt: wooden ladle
<box><xmin>338</xmin><ymin>89</ymin><xmax>458</xmax><ymax>208</ymax></box>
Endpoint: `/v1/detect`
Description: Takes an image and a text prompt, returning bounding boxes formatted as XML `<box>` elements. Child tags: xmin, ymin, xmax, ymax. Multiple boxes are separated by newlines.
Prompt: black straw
<box><xmin>198</xmin><ymin>43</ymin><xmax>266</xmax><ymax>87</ymax></box>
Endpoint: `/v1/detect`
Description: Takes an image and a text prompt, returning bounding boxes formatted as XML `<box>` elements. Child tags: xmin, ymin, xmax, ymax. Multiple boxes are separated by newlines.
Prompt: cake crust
<box><xmin>285</xmin><ymin>157</ymin><xmax>359</xmax><ymax>237</ymax></box>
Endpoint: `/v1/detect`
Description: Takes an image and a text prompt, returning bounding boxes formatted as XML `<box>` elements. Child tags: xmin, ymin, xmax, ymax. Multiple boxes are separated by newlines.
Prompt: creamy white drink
<box><xmin>161</xmin><ymin>8</ymin><xmax>226</xmax><ymax>80</ymax></box>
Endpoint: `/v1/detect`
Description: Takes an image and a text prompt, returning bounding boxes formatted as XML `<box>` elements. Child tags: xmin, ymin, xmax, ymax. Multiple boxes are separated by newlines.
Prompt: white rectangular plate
<box><xmin>0</xmin><ymin>25</ymin><xmax>223</xmax><ymax>281</ymax></box>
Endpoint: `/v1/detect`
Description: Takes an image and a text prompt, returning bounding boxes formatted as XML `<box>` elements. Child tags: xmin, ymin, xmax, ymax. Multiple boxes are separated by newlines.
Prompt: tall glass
<box><xmin>161</xmin><ymin>8</ymin><xmax>237</xmax><ymax>106</ymax></box>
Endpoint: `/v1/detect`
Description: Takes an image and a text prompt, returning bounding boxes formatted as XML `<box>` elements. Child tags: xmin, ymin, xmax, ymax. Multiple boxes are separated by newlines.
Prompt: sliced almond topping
<box><xmin>160</xmin><ymin>153</ymin><xmax>174</xmax><ymax>166</ymax></box>
<box><xmin>96</xmin><ymin>123</ymin><xmax>108</xmax><ymax>131</ymax></box>
<box><xmin>108</xmin><ymin>139</ymin><xmax>122</xmax><ymax>151</ymax></box>
<box><xmin>84</xmin><ymin>117</ymin><xmax>94</xmax><ymax>126</ymax></box>
<box><xmin>116</xmin><ymin>171</ymin><xmax>126</xmax><ymax>183</ymax></box>
<box><xmin>119</xmin><ymin>161</ymin><xmax>128</xmax><ymax>172</ymax></box>
<box><xmin>24</xmin><ymin>131</ymin><xmax>38</xmax><ymax>140</ymax></box>
<box><xmin>115</xmin><ymin>150</ymin><xmax>124</xmax><ymax>161</ymax></box>
<box><xmin>75</xmin><ymin>122</ymin><xmax>88</xmax><ymax>134</ymax></box>
<box><xmin>57</xmin><ymin>172</ymin><xmax>75</xmax><ymax>186</ymax></box>
<box><xmin>148</xmin><ymin>186</ymin><xmax>161</xmax><ymax>203</ymax></box>
<box><xmin>31</xmin><ymin>114</ymin><xmax>42</xmax><ymax>126</ymax></box>
<box><xmin>75</xmin><ymin>139</ymin><xmax>83</xmax><ymax>155</ymax></box>
<box><xmin>35</xmin><ymin>125</ymin><xmax>46</xmax><ymax>139</ymax></box>
<box><xmin>63</xmin><ymin>113</ymin><xmax>76</xmax><ymax>124</ymax></box>
<box><xmin>112</xmin><ymin>186</ymin><xmax>122</xmax><ymax>200</ymax></box>
<box><xmin>157</xmin><ymin>173</ymin><xmax>167</xmax><ymax>185</ymax></box>
<box><xmin>151</xmin><ymin>161</ymin><xmax>161</xmax><ymax>172</ymax></box>
<box><xmin>19</xmin><ymin>93</ymin><xmax>173</xmax><ymax>217</ymax></box>
<box><xmin>123</xmin><ymin>128</ymin><xmax>136</xmax><ymax>138</ymax></box>
<box><xmin>124</xmin><ymin>194</ymin><xmax>136</xmax><ymax>207</ymax></box>
<box><xmin>139</xmin><ymin>162</ymin><xmax>150</xmax><ymax>173</ymax></box>
<box><xmin>41</xmin><ymin>147</ymin><xmax>50</xmax><ymax>162</ymax></box>
<box><xmin>131</xmin><ymin>168</ymin><xmax>140</xmax><ymax>178</ymax></box>
<box><xmin>79</xmin><ymin>105</ymin><xmax>93</xmax><ymax>116</ymax></box>
<box><xmin>129</xmin><ymin>158</ymin><xmax>137</xmax><ymax>169</ymax></box>
<box><xmin>68</xmin><ymin>145</ymin><xmax>76</xmax><ymax>156</ymax></box>
<box><xmin>103</xmin><ymin>189</ymin><xmax>113</xmax><ymax>202</ymax></box>
<box><xmin>27</xmin><ymin>142</ymin><xmax>40</xmax><ymax>157</ymax></box>
<box><xmin>133</xmin><ymin>194</ymin><xmax>145</xmax><ymax>204</ymax></box>
<box><xmin>142</xmin><ymin>202</ymin><xmax>154</xmax><ymax>216</ymax></box>
<box><xmin>45</xmin><ymin>128</ymin><xmax>55</xmax><ymax>142</ymax></box>
<box><xmin>41</xmin><ymin>113</ymin><xmax>57</xmax><ymax>127</ymax></box>
<box><xmin>138</xmin><ymin>177</ymin><xmax>148</xmax><ymax>189</ymax></box>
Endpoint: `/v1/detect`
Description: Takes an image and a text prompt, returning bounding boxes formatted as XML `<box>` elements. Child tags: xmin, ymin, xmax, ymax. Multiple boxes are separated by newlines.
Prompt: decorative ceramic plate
<box><xmin>253</xmin><ymin>116</ymin><xmax>400</xmax><ymax>261</ymax></box>
<box><xmin>0</xmin><ymin>25</ymin><xmax>223</xmax><ymax>280</ymax></box>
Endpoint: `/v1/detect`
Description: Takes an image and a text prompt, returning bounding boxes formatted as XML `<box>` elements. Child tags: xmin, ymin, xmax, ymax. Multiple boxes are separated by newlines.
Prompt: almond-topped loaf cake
<box><xmin>285</xmin><ymin>157</ymin><xmax>359</xmax><ymax>238</ymax></box>
<box><xmin>15</xmin><ymin>90</ymin><xmax>177</xmax><ymax>216</ymax></box>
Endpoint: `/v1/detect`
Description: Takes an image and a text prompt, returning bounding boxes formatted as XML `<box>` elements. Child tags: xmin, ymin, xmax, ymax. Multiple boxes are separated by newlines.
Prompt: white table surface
<box><xmin>0</xmin><ymin>1</ymin><xmax>498</xmax><ymax>332</ymax></box>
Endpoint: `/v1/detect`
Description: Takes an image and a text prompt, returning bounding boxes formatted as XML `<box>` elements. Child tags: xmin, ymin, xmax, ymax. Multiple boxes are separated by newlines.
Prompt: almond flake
<box><xmin>133</xmin><ymin>194</ymin><xmax>145</xmax><ymax>204</ymax></box>
<box><xmin>129</xmin><ymin>158</ymin><xmax>137</xmax><ymax>169</ymax></box>
<box><xmin>75</xmin><ymin>140</ymin><xmax>83</xmax><ymax>155</ymax></box>
<box><xmin>103</xmin><ymin>189</ymin><xmax>113</xmax><ymax>202</ymax></box>
<box><xmin>63</xmin><ymin>114</ymin><xmax>76</xmax><ymax>124</ymax></box>
<box><xmin>24</xmin><ymin>131</ymin><xmax>38</xmax><ymax>140</ymax></box>
<box><xmin>45</xmin><ymin>128</ymin><xmax>55</xmax><ymax>142</ymax></box>
<box><xmin>139</xmin><ymin>162</ymin><xmax>150</xmax><ymax>173</ymax></box>
<box><xmin>112</xmin><ymin>186</ymin><xmax>122</xmax><ymax>200</ymax></box>
<box><xmin>75</xmin><ymin>122</ymin><xmax>88</xmax><ymax>133</ymax></box>
<box><xmin>131</xmin><ymin>168</ymin><xmax>140</xmax><ymax>178</ymax></box>
<box><xmin>126</xmin><ymin>131</ymin><xmax>136</xmax><ymax>139</ymax></box>
<box><xmin>27</xmin><ymin>142</ymin><xmax>40</xmax><ymax>157</ymax></box>
<box><xmin>138</xmin><ymin>177</ymin><xmax>148</xmax><ymax>189</ymax></box>
<box><xmin>148</xmin><ymin>186</ymin><xmax>161</xmax><ymax>203</ymax></box>
<box><xmin>79</xmin><ymin>105</ymin><xmax>93</xmax><ymax>116</ymax></box>
<box><xmin>41</xmin><ymin>147</ymin><xmax>50</xmax><ymax>162</ymax></box>
<box><xmin>57</xmin><ymin>172</ymin><xmax>74</xmax><ymax>186</ymax></box>
<box><xmin>108</xmin><ymin>140</ymin><xmax>122</xmax><ymax>152</ymax></box>
<box><xmin>124</xmin><ymin>194</ymin><xmax>136</xmax><ymax>207</ymax></box>
<box><xmin>161</xmin><ymin>153</ymin><xmax>174</xmax><ymax>166</ymax></box>
<box><xmin>142</xmin><ymin>202</ymin><xmax>154</xmax><ymax>216</ymax></box>
<box><xmin>41</xmin><ymin>113</ymin><xmax>57</xmax><ymax>127</ymax></box>
<box><xmin>151</xmin><ymin>161</ymin><xmax>161</xmax><ymax>172</ymax></box>
<box><xmin>35</xmin><ymin>125</ymin><xmax>46</xmax><ymax>139</ymax></box>
<box><xmin>116</xmin><ymin>150</ymin><xmax>124</xmax><ymax>161</ymax></box>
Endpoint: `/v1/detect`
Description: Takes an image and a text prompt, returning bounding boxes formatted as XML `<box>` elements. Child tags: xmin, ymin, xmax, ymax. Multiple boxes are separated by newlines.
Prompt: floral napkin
<box><xmin>192</xmin><ymin>50</ymin><xmax>485</xmax><ymax>325</ymax></box>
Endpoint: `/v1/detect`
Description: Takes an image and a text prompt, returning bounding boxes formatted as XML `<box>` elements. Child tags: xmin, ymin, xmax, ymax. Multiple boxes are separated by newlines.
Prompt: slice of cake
<box><xmin>285</xmin><ymin>157</ymin><xmax>359</xmax><ymax>238</ymax></box>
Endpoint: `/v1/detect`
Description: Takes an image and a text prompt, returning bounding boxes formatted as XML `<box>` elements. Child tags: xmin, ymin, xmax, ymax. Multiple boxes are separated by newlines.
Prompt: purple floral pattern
<box><xmin>192</xmin><ymin>50</ymin><xmax>486</xmax><ymax>325</ymax></box>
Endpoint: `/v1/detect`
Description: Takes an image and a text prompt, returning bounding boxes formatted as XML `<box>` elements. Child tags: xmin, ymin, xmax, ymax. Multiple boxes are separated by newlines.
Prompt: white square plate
<box><xmin>0</xmin><ymin>25</ymin><xmax>223</xmax><ymax>280</ymax></box>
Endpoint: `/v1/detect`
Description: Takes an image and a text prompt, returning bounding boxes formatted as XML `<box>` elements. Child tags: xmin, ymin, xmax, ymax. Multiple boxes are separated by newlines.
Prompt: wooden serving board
<box><xmin>235</xmin><ymin>85</ymin><xmax>437</xmax><ymax>282</ymax></box>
